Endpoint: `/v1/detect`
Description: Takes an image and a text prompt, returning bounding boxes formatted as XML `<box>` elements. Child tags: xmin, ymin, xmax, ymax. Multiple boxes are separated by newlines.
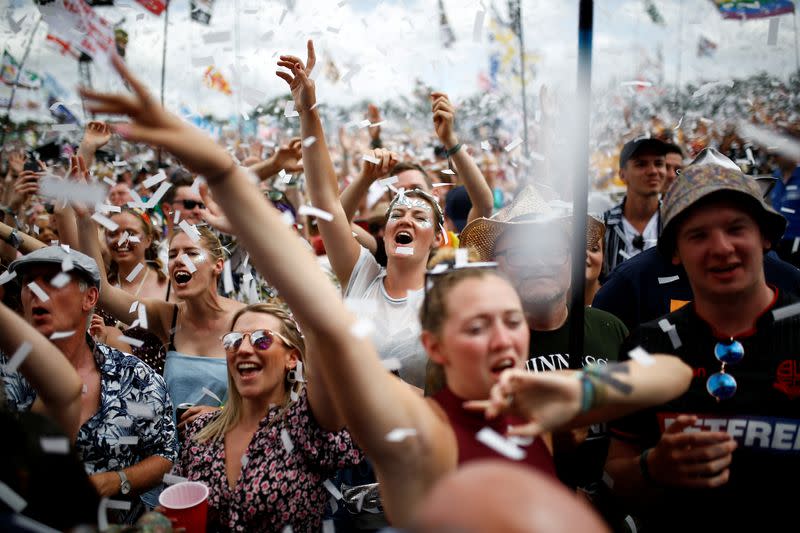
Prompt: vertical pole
<box><xmin>511</xmin><ymin>0</ymin><xmax>530</xmax><ymax>157</ymax></box>
<box><xmin>676</xmin><ymin>0</ymin><xmax>684</xmax><ymax>93</ymax></box>
<box><xmin>568</xmin><ymin>0</ymin><xmax>594</xmax><ymax>368</ymax></box>
<box><xmin>794</xmin><ymin>7</ymin><xmax>800</xmax><ymax>74</ymax></box>
<box><xmin>234</xmin><ymin>0</ymin><xmax>243</xmax><ymax>136</ymax></box>
<box><xmin>2</xmin><ymin>16</ymin><xmax>42</xmax><ymax>148</ymax></box>
<box><xmin>158</xmin><ymin>0</ymin><xmax>170</xmax><ymax>165</ymax></box>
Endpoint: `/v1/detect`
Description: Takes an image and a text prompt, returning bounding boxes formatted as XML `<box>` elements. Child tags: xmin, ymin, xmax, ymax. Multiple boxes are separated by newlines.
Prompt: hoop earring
<box><xmin>286</xmin><ymin>370</ymin><xmax>297</xmax><ymax>384</ymax></box>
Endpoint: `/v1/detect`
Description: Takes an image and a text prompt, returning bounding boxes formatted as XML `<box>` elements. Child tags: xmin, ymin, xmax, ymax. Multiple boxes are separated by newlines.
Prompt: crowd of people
<box><xmin>0</xmin><ymin>37</ymin><xmax>798</xmax><ymax>533</ymax></box>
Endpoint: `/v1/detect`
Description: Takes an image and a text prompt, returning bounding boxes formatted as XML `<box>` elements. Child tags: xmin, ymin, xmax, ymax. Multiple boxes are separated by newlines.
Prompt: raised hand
<box><xmin>276</xmin><ymin>40</ymin><xmax>317</xmax><ymax>112</ymax></box>
<box><xmin>463</xmin><ymin>369</ymin><xmax>582</xmax><ymax>437</ymax></box>
<box><xmin>9</xmin><ymin>170</ymin><xmax>41</xmax><ymax>211</ymax></box>
<box><xmin>367</xmin><ymin>103</ymin><xmax>382</xmax><ymax>140</ymax></box>
<box><xmin>431</xmin><ymin>92</ymin><xmax>459</xmax><ymax>149</ymax></box>
<box><xmin>273</xmin><ymin>137</ymin><xmax>304</xmax><ymax>173</ymax></box>
<box><xmin>7</xmin><ymin>150</ymin><xmax>26</xmax><ymax>177</ymax></box>
<box><xmin>79</xmin><ymin>54</ymin><xmax>233</xmax><ymax>180</ymax></box>
<box><xmin>198</xmin><ymin>182</ymin><xmax>234</xmax><ymax>234</ymax></box>
<box><xmin>360</xmin><ymin>148</ymin><xmax>399</xmax><ymax>183</ymax></box>
<box><xmin>80</xmin><ymin>120</ymin><xmax>112</xmax><ymax>152</ymax></box>
<box><xmin>645</xmin><ymin>414</ymin><xmax>737</xmax><ymax>489</ymax></box>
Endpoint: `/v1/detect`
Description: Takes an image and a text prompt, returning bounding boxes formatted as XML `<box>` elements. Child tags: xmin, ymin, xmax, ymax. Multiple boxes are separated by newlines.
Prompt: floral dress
<box><xmin>175</xmin><ymin>389</ymin><xmax>362</xmax><ymax>532</ymax></box>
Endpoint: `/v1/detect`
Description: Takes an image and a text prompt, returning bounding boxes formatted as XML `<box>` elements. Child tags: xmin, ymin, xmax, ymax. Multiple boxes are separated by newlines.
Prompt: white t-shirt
<box><xmin>620</xmin><ymin>210</ymin><xmax>659</xmax><ymax>260</ymax></box>
<box><xmin>344</xmin><ymin>247</ymin><xmax>427</xmax><ymax>388</ymax></box>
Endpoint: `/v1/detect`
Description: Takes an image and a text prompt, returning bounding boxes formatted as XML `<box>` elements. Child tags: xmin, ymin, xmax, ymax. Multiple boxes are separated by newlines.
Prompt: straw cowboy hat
<box><xmin>460</xmin><ymin>184</ymin><xmax>568</xmax><ymax>261</ymax></box>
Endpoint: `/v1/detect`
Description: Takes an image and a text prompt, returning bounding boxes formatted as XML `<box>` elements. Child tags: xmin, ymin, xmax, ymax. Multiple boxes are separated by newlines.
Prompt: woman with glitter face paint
<box><xmin>75</xmin><ymin>203</ymin><xmax>245</xmax><ymax>425</ymax></box>
<box><xmin>79</xmin><ymin>46</ymin><xmax>693</xmax><ymax>528</ymax></box>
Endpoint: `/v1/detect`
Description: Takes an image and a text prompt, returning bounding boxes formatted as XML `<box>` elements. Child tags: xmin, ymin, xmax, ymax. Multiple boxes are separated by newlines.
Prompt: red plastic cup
<box><xmin>158</xmin><ymin>481</ymin><xmax>209</xmax><ymax>533</ymax></box>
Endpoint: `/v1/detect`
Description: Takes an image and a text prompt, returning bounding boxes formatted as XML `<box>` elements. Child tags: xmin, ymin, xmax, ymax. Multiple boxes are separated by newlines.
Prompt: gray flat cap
<box><xmin>9</xmin><ymin>246</ymin><xmax>102</xmax><ymax>288</ymax></box>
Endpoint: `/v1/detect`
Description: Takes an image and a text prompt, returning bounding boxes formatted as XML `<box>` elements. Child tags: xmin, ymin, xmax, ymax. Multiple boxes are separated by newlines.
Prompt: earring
<box><xmin>286</xmin><ymin>369</ymin><xmax>297</xmax><ymax>384</ymax></box>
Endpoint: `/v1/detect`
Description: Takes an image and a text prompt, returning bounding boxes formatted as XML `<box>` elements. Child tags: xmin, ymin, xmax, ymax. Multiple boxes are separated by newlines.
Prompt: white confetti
<box><xmin>657</xmin><ymin>319</ymin><xmax>682</xmax><ymax>349</ymax></box>
<box><xmin>395</xmin><ymin>246</ymin><xmax>414</xmax><ymax>255</ymax></box>
<box><xmin>202</xmin><ymin>30</ymin><xmax>231</xmax><ymax>44</ymax></box>
<box><xmin>201</xmin><ymin>387</ymin><xmax>222</xmax><ymax>405</ymax></box>
<box><xmin>481</xmin><ymin>140</ymin><xmax>491</xmax><ymax>151</ymax></box>
<box><xmin>602</xmin><ymin>470</ymin><xmax>614</xmax><ymax>488</ymax></box>
<box><xmin>781</xmin><ymin>207</ymin><xmax>795</xmax><ymax>214</ymax></box>
<box><xmin>27</xmin><ymin>281</ymin><xmax>49</xmax><ymax>301</ymax></box>
<box><xmin>322</xmin><ymin>520</ymin><xmax>335</xmax><ymax>533</ymax></box>
<box><xmin>222</xmin><ymin>260</ymin><xmax>234</xmax><ymax>295</ymax></box>
<box><xmin>692</xmin><ymin>79</ymin><xmax>734</xmax><ymax>99</ymax></box>
<box><xmin>793</xmin><ymin>238</ymin><xmax>800</xmax><ymax>254</ymax></box>
<box><xmin>49</xmin><ymin>331</ymin><xmax>75</xmax><ymax>340</ymax></box>
<box><xmin>280</xmin><ymin>428</ymin><xmax>294</xmax><ymax>453</ymax></box>
<box><xmin>504</xmin><ymin>137</ymin><xmax>523</xmax><ymax>152</ymax></box>
<box><xmin>0</xmin><ymin>271</ymin><xmax>17</xmax><ymax>285</ymax></box>
<box><xmin>40</xmin><ymin>436</ymin><xmax>70</xmax><ymax>454</ymax></box>
<box><xmin>350</xmin><ymin>318</ymin><xmax>375</xmax><ymax>339</ymax></box>
<box><xmin>673</xmin><ymin>115</ymin><xmax>684</xmax><ymax>130</ymax></box>
<box><xmin>302</xmin><ymin>136</ymin><xmax>317</xmax><ymax>147</ymax></box>
<box><xmin>281</xmin><ymin>526</ymin><xmax>293</xmax><ymax>533</ymax></box>
<box><xmin>142</xmin><ymin>169</ymin><xmax>167</xmax><ymax>189</ymax></box>
<box><xmin>385</xmin><ymin>428</ymin><xmax>417</xmax><ymax>442</ymax></box>
<box><xmin>137</xmin><ymin>303</ymin><xmax>148</xmax><ymax>330</ymax></box>
<box><xmin>117</xmin><ymin>334</ymin><xmax>145</xmax><ymax>348</ymax></box>
<box><xmin>11</xmin><ymin>514</ymin><xmax>60</xmax><ymax>533</ymax></box>
<box><xmin>772</xmin><ymin>301</ymin><xmax>800</xmax><ymax>321</ymax></box>
<box><xmin>61</xmin><ymin>255</ymin><xmax>74</xmax><ymax>272</ymax></box>
<box><xmin>379</xmin><ymin>176</ymin><xmax>399</xmax><ymax>187</ymax></box>
<box><xmin>455</xmin><ymin>248</ymin><xmax>469</xmax><ymax>267</ymax></box>
<box><xmin>116</xmin><ymin>436</ymin><xmax>139</xmax><ymax>445</ymax></box>
<box><xmin>0</xmin><ymin>480</ymin><xmax>27</xmax><ymax>512</ymax></box>
<box><xmin>473</xmin><ymin>9</ymin><xmax>485</xmax><ymax>42</ymax></box>
<box><xmin>144</xmin><ymin>181</ymin><xmax>172</xmax><ymax>209</ymax></box>
<box><xmin>382</xmin><ymin>358</ymin><xmax>402</xmax><ymax>371</ymax></box>
<box><xmin>125</xmin><ymin>262</ymin><xmax>145</xmax><ymax>283</ymax></box>
<box><xmin>191</xmin><ymin>55</ymin><xmax>214</xmax><ymax>67</ymax></box>
<box><xmin>357</xmin><ymin>119</ymin><xmax>371</xmax><ymax>128</ymax></box>
<box><xmin>362</xmin><ymin>153</ymin><xmax>380</xmax><ymax>164</ymax></box>
<box><xmin>129</xmin><ymin>300</ymin><xmax>139</xmax><ymax>314</ymax></box>
<box><xmin>323</xmin><ymin>479</ymin><xmax>342</xmax><ymax>500</ymax></box>
<box><xmin>178</xmin><ymin>220</ymin><xmax>202</xmax><ymax>242</ymax></box>
<box><xmin>475</xmin><ymin>427</ymin><xmax>526</xmax><ymax>460</ymax></box>
<box><xmin>657</xmin><ymin>275</ymin><xmax>679</xmax><ymax>285</ymax></box>
<box><xmin>50</xmin><ymin>272</ymin><xmax>72</xmax><ymax>288</ymax></box>
<box><xmin>440</xmin><ymin>168</ymin><xmax>455</xmax><ymax>175</ymax></box>
<box><xmin>39</xmin><ymin>177</ymin><xmax>107</xmax><ymax>207</ymax></box>
<box><xmin>767</xmin><ymin>17</ymin><xmax>780</xmax><ymax>46</ymax></box>
<box><xmin>163</xmin><ymin>473</ymin><xmax>188</xmax><ymax>485</ymax></box>
<box><xmin>128</xmin><ymin>402</ymin><xmax>155</xmax><ymax>419</ymax></box>
<box><xmin>104</xmin><ymin>499</ymin><xmax>131</xmax><ymax>510</ymax></box>
<box><xmin>91</xmin><ymin>213</ymin><xmax>119</xmax><ymax>231</ymax></box>
<box><xmin>298</xmin><ymin>205</ymin><xmax>334</xmax><ymax>222</ymax></box>
<box><xmin>284</xmin><ymin>101</ymin><xmax>299</xmax><ymax>118</ymax></box>
<box><xmin>628</xmin><ymin>346</ymin><xmax>655</xmax><ymax>366</ymax></box>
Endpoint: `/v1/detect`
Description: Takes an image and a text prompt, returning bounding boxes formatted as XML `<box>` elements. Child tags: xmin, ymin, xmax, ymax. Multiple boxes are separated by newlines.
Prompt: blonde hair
<box><xmin>169</xmin><ymin>224</ymin><xmax>226</xmax><ymax>264</ymax></box>
<box><xmin>107</xmin><ymin>208</ymin><xmax>167</xmax><ymax>283</ymax></box>
<box><xmin>421</xmin><ymin>247</ymin><xmax>502</xmax><ymax>396</ymax></box>
<box><xmin>194</xmin><ymin>303</ymin><xmax>306</xmax><ymax>444</ymax></box>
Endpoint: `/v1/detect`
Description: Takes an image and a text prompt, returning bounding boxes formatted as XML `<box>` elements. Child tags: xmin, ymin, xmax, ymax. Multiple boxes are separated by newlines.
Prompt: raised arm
<box><xmin>248</xmin><ymin>137</ymin><xmax>304</xmax><ymax>181</ymax></box>
<box><xmin>275</xmin><ymin>41</ymin><xmax>362</xmax><ymax>289</ymax></box>
<box><xmin>0</xmin><ymin>302</ymin><xmax>82</xmax><ymax>441</ymax></box>
<box><xmin>76</xmin><ymin>121</ymin><xmax>112</xmax><ymax>170</ymax></box>
<box><xmin>431</xmin><ymin>92</ymin><xmax>493</xmax><ymax>223</ymax></box>
<box><xmin>79</xmin><ymin>51</ymin><xmax>454</xmax><ymax>524</ymax></box>
<box><xmin>339</xmin><ymin>147</ymin><xmax>398</xmax><ymax>222</ymax></box>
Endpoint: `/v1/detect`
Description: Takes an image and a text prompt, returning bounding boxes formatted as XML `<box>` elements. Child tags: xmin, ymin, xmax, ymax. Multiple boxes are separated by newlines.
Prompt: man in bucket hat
<box><xmin>606</xmin><ymin>149</ymin><xmax>800</xmax><ymax>532</ymax></box>
<box><xmin>1</xmin><ymin>246</ymin><xmax>177</xmax><ymax>523</ymax></box>
<box><xmin>460</xmin><ymin>184</ymin><xmax>630</xmax><ymax>528</ymax></box>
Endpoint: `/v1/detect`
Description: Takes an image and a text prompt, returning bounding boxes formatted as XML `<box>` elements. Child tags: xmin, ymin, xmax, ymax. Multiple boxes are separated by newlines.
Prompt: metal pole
<box><xmin>568</xmin><ymin>0</ymin><xmax>593</xmax><ymax>368</ymax></box>
<box><xmin>158</xmin><ymin>0</ymin><xmax>170</xmax><ymax>165</ymax></box>
<box><xmin>234</xmin><ymin>0</ymin><xmax>243</xmax><ymax>136</ymax></box>
<box><xmin>676</xmin><ymin>0</ymin><xmax>683</xmax><ymax>92</ymax></box>
<box><xmin>1</xmin><ymin>16</ymin><xmax>42</xmax><ymax>149</ymax></box>
<box><xmin>794</xmin><ymin>7</ymin><xmax>800</xmax><ymax>74</ymax></box>
<box><xmin>514</xmin><ymin>1</ymin><xmax>530</xmax><ymax>157</ymax></box>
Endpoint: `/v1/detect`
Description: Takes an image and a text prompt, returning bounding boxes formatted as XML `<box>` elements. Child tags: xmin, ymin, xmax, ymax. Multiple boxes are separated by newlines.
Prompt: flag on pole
<box><xmin>437</xmin><ymin>0</ymin><xmax>456</xmax><ymax>48</ymax></box>
<box><xmin>190</xmin><ymin>0</ymin><xmax>215</xmax><ymax>24</ymax></box>
<box><xmin>37</xmin><ymin>0</ymin><xmax>116</xmax><ymax>62</ymax></box>
<box><xmin>710</xmin><ymin>0</ymin><xmax>794</xmax><ymax>20</ymax></box>
<box><xmin>1</xmin><ymin>50</ymin><xmax>42</xmax><ymax>89</ymax></box>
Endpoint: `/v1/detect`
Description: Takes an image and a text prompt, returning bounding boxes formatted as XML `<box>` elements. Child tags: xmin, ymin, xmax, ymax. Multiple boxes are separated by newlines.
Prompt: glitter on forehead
<box><xmin>392</xmin><ymin>195</ymin><xmax>433</xmax><ymax>212</ymax></box>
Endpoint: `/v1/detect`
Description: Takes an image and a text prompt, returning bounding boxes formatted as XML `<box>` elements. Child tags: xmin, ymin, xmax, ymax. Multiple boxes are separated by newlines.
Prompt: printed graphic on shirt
<box><xmin>525</xmin><ymin>353</ymin><xmax>608</xmax><ymax>372</ymax></box>
<box><xmin>773</xmin><ymin>359</ymin><xmax>800</xmax><ymax>399</ymax></box>
<box><xmin>657</xmin><ymin>412</ymin><xmax>800</xmax><ymax>454</ymax></box>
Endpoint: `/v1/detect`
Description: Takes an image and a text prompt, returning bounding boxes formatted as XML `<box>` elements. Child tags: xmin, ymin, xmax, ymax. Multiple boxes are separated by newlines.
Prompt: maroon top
<box><xmin>432</xmin><ymin>386</ymin><xmax>557</xmax><ymax>478</ymax></box>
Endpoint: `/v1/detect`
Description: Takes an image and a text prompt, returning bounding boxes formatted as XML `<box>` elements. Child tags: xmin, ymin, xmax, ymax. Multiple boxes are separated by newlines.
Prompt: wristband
<box><xmin>446</xmin><ymin>143</ymin><xmax>463</xmax><ymax>157</ymax></box>
<box><xmin>579</xmin><ymin>372</ymin><xmax>595</xmax><ymax>413</ymax></box>
<box><xmin>4</xmin><ymin>228</ymin><xmax>22</xmax><ymax>250</ymax></box>
<box><xmin>639</xmin><ymin>448</ymin><xmax>657</xmax><ymax>485</ymax></box>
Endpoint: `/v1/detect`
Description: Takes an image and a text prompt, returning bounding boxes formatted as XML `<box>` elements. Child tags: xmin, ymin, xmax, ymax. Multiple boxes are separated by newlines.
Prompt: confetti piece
<box><xmin>382</xmin><ymin>358</ymin><xmax>401</xmax><ymax>371</ymax></box>
<box><xmin>481</xmin><ymin>140</ymin><xmax>491</xmax><ymax>151</ymax></box>
<box><xmin>385</xmin><ymin>428</ymin><xmax>417</xmax><ymax>442</ymax></box>
<box><xmin>618</xmin><ymin>250</ymin><xmax>632</xmax><ymax>260</ymax></box>
<box><xmin>657</xmin><ymin>319</ymin><xmax>682</xmax><ymax>349</ymax></box>
<box><xmin>137</xmin><ymin>302</ymin><xmax>148</xmax><ymax>329</ymax></box>
<box><xmin>91</xmin><ymin>213</ymin><xmax>119</xmax><ymax>231</ymax></box>
<box><xmin>163</xmin><ymin>473</ymin><xmax>188</xmax><ymax>485</ymax></box>
<box><xmin>657</xmin><ymin>275</ymin><xmax>679</xmax><ymax>284</ymax></box>
<box><xmin>39</xmin><ymin>177</ymin><xmax>107</xmax><ymax>207</ymax></box>
<box><xmin>142</xmin><ymin>169</ymin><xmax>167</xmax><ymax>189</ymax></box>
<box><xmin>50</xmin><ymin>272</ymin><xmax>72</xmax><ymax>288</ymax></box>
<box><xmin>504</xmin><ymin>137</ymin><xmax>523</xmax><ymax>152</ymax></box>
<box><xmin>0</xmin><ymin>271</ymin><xmax>17</xmax><ymax>285</ymax></box>
<box><xmin>222</xmin><ymin>260</ymin><xmax>234</xmax><ymax>295</ymax></box>
<box><xmin>793</xmin><ymin>238</ymin><xmax>799</xmax><ymax>254</ymax></box>
<box><xmin>379</xmin><ymin>176</ymin><xmax>399</xmax><ymax>187</ymax></box>
<box><xmin>145</xmin><ymin>182</ymin><xmax>172</xmax><ymax>209</ymax></box>
<box><xmin>432</xmin><ymin>182</ymin><xmax>452</xmax><ymax>188</ymax></box>
<box><xmin>473</xmin><ymin>9</ymin><xmax>485</xmax><ymax>42</ymax></box>
<box><xmin>95</xmin><ymin>203</ymin><xmax>121</xmax><ymax>214</ymax></box>
<box><xmin>241</xmin><ymin>454</ymin><xmax>249</xmax><ymax>467</ymax></box>
<box><xmin>103</xmin><ymin>177</ymin><xmax>118</xmax><ymax>187</ymax></box>
<box><xmin>105</xmin><ymin>499</ymin><xmax>131</xmax><ymax>510</ymax></box>
<box><xmin>322</xmin><ymin>520</ymin><xmax>335</xmax><ymax>533</ymax></box>
<box><xmin>455</xmin><ymin>248</ymin><xmax>469</xmax><ymax>267</ymax></box>
<box><xmin>738</xmin><ymin>120</ymin><xmax>800</xmax><ymax>161</ymax></box>
<box><xmin>40</xmin><ymin>436</ymin><xmax>70</xmax><ymax>454</ymax></box>
<box><xmin>117</xmin><ymin>335</ymin><xmax>145</xmax><ymax>348</ymax></box>
<box><xmin>178</xmin><ymin>220</ymin><xmax>202</xmax><ymax>242</ymax></box>
<box><xmin>284</xmin><ymin>101</ymin><xmax>299</xmax><ymax>118</ymax></box>
<box><xmin>281</xmin><ymin>526</ymin><xmax>293</xmax><ymax>533</ymax></box>
<box><xmin>298</xmin><ymin>205</ymin><xmax>334</xmax><ymax>222</ymax></box>
<box><xmin>475</xmin><ymin>427</ymin><xmax>526</xmax><ymax>460</ymax></box>
<box><xmin>0</xmin><ymin>481</ymin><xmax>27</xmax><ymax>512</ymax></box>
<box><xmin>781</xmin><ymin>207</ymin><xmax>795</xmax><ymax>214</ymax></box>
<box><xmin>620</xmin><ymin>80</ymin><xmax>652</xmax><ymax>87</ymax></box>
<box><xmin>673</xmin><ymin>115</ymin><xmax>684</xmax><ymax>130</ymax></box>
<box><xmin>602</xmin><ymin>470</ymin><xmax>614</xmax><ymax>488</ymax></box>
<box><xmin>49</xmin><ymin>331</ymin><xmax>75</xmax><ymax>340</ymax></box>
<box><xmin>302</xmin><ymin>136</ymin><xmax>317</xmax><ymax>147</ymax></box>
<box><xmin>772</xmin><ymin>301</ymin><xmax>800</xmax><ymax>321</ymax></box>
<box><xmin>767</xmin><ymin>17</ymin><xmax>780</xmax><ymax>46</ymax></box>
<box><xmin>396</xmin><ymin>246</ymin><xmax>414</xmax><ymax>255</ymax></box>
<box><xmin>280</xmin><ymin>429</ymin><xmax>294</xmax><ymax>453</ymax></box>
<box><xmin>11</xmin><ymin>514</ymin><xmax>60</xmax><ymax>533</ymax></box>
<box><xmin>201</xmin><ymin>387</ymin><xmax>222</xmax><ymax>405</ymax></box>
<box><xmin>202</xmin><ymin>30</ymin><xmax>231</xmax><ymax>44</ymax></box>
<box><xmin>191</xmin><ymin>55</ymin><xmax>214</xmax><ymax>67</ymax></box>
<box><xmin>128</xmin><ymin>402</ymin><xmax>155</xmax><ymax>419</ymax></box>
<box><xmin>362</xmin><ymin>153</ymin><xmax>380</xmax><ymax>164</ymax></box>
<box><xmin>357</xmin><ymin>119</ymin><xmax>371</xmax><ymax>128</ymax></box>
<box><xmin>441</xmin><ymin>169</ymin><xmax>455</xmax><ymax>175</ymax></box>
<box><xmin>350</xmin><ymin>318</ymin><xmax>375</xmax><ymax>339</ymax></box>
<box><xmin>27</xmin><ymin>281</ymin><xmax>49</xmax><ymax>301</ymax></box>
<box><xmin>323</xmin><ymin>479</ymin><xmax>343</xmax><ymax>499</ymax></box>
<box><xmin>628</xmin><ymin>346</ymin><xmax>655</xmax><ymax>366</ymax></box>
<box><xmin>125</xmin><ymin>263</ymin><xmax>145</xmax><ymax>283</ymax></box>
<box><xmin>174</xmin><ymin>209</ymin><xmax>181</xmax><ymax>225</ymax></box>
<box><xmin>117</xmin><ymin>436</ymin><xmax>139</xmax><ymax>445</ymax></box>
<box><xmin>692</xmin><ymin>80</ymin><xmax>733</xmax><ymax>99</ymax></box>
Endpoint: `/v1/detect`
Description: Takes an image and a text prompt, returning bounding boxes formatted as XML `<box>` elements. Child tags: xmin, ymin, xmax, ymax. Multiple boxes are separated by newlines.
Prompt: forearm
<box><xmin>52</xmin><ymin>205</ymin><xmax>80</xmax><ymax>250</ymax></box>
<box><xmin>299</xmin><ymin>109</ymin><xmax>340</xmax><ymax>208</ymax></box>
<box><xmin>605</xmin><ymin>440</ymin><xmax>662</xmax><ymax>503</ymax></box>
<box><xmin>449</xmin><ymin>147</ymin><xmax>493</xmax><ymax>221</ymax></box>
<box><xmin>125</xmin><ymin>455</ymin><xmax>173</xmax><ymax>494</ymax></box>
<box><xmin>340</xmin><ymin>174</ymin><xmax>374</xmax><ymax>222</ymax></box>
<box><xmin>0</xmin><ymin>221</ymin><xmax>47</xmax><ymax>254</ymax></box>
<box><xmin>0</xmin><ymin>304</ymin><xmax>82</xmax><ymax>441</ymax></box>
<box><xmin>77</xmin><ymin>143</ymin><xmax>97</xmax><ymax>169</ymax></box>
<box><xmin>247</xmin><ymin>156</ymin><xmax>281</xmax><ymax>181</ymax></box>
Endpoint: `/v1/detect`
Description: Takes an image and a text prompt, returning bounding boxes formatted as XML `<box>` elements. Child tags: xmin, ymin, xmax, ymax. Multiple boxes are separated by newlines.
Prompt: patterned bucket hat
<box><xmin>658</xmin><ymin>148</ymin><xmax>786</xmax><ymax>256</ymax></box>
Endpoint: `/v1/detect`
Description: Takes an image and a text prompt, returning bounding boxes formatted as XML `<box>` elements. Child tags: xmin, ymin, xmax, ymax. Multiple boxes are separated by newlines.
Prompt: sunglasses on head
<box><xmin>180</xmin><ymin>199</ymin><xmax>206</xmax><ymax>210</ymax></box>
<box><xmin>706</xmin><ymin>338</ymin><xmax>744</xmax><ymax>401</ymax></box>
<box><xmin>221</xmin><ymin>329</ymin><xmax>293</xmax><ymax>353</ymax></box>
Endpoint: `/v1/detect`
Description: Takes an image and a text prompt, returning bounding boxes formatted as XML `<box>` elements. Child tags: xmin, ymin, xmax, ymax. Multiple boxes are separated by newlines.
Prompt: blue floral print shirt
<box><xmin>1</xmin><ymin>339</ymin><xmax>178</xmax><ymax>474</ymax></box>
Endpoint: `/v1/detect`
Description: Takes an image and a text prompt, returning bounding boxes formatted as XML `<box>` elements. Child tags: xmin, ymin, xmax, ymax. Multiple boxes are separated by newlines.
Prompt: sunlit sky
<box><xmin>2</xmin><ymin>0</ymin><xmax>798</xmax><ymax>121</ymax></box>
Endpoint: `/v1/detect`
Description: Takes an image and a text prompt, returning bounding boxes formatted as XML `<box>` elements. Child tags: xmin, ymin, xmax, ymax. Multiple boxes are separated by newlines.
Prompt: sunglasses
<box><xmin>221</xmin><ymin>329</ymin><xmax>293</xmax><ymax>353</ymax></box>
<box><xmin>706</xmin><ymin>339</ymin><xmax>744</xmax><ymax>401</ymax></box>
<box><xmin>180</xmin><ymin>199</ymin><xmax>206</xmax><ymax>210</ymax></box>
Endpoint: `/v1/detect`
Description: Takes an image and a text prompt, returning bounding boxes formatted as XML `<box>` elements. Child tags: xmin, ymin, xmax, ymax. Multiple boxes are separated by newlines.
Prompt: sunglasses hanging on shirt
<box><xmin>632</xmin><ymin>234</ymin><xmax>645</xmax><ymax>251</ymax></box>
<box><xmin>706</xmin><ymin>339</ymin><xmax>745</xmax><ymax>401</ymax></box>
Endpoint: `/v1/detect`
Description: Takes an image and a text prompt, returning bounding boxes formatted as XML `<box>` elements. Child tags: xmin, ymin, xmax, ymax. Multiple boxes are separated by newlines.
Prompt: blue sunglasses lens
<box><xmin>714</xmin><ymin>340</ymin><xmax>744</xmax><ymax>365</ymax></box>
<box><xmin>707</xmin><ymin>372</ymin><xmax>737</xmax><ymax>400</ymax></box>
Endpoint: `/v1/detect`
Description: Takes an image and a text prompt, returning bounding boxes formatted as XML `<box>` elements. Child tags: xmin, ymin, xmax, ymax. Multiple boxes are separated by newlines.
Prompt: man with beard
<box><xmin>460</xmin><ymin>184</ymin><xmax>630</xmax><ymax>529</ymax></box>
